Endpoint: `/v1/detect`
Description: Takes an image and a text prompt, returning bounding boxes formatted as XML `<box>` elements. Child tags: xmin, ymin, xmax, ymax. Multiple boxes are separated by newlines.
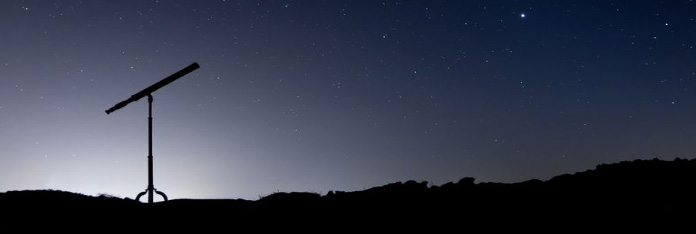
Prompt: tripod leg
<box><xmin>155</xmin><ymin>189</ymin><xmax>168</xmax><ymax>201</ymax></box>
<box><xmin>135</xmin><ymin>190</ymin><xmax>147</xmax><ymax>202</ymax></box>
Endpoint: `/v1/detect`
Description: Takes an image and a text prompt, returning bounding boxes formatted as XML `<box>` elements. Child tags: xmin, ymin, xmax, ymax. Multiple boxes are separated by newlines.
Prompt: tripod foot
<box><xmin>134</xmin><ymin>189</ymin><xmax>168</xmax><ymax>202</ymax></box>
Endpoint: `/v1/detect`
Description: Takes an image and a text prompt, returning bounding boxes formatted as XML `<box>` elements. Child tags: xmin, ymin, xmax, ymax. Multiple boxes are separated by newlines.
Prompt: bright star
<box><xmin>520</xmin><ymin>13</ymin><xmax>526</xmax><ymax>18</ymax></box>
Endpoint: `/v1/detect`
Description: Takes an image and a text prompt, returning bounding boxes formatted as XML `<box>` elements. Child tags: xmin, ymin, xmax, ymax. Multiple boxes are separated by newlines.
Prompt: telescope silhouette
<box><xmin>106</xmin><ymin>62</ymin><xmax>200</xmax><ymax>114</ymax></box>
<box><xmin>105</xmin><ymin>62</ymin><xmax>200</xmax><ymax>203</ymax></box>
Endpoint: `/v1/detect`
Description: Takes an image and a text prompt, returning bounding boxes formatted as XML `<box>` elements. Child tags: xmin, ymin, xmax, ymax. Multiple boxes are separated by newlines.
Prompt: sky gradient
<box><xmin>1</xmin><ymin>0</ymin><xmax>696</xmax><ymax>200</ymax></box>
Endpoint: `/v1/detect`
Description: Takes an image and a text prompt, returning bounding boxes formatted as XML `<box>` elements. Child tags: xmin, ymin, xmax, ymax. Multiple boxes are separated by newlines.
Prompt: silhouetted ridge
<box><xmin>258</xmin><ymin>191</ymin><xmax>321</xmax><ymax>205</ymax></box>
<box><xmin>0</xmin><ymin>189</ymin><xmax>136</xmax><ymax>205</ymax></box>
<box><xmin>1</xmin><ymin>158</ymin><xmax>694</xmax><ymax>225</ymax></box>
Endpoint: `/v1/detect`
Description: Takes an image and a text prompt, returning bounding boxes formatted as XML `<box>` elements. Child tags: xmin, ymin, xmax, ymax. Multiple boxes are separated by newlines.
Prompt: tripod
<box><xmin>134</xmin><ymin>95</ymin><xmax>168</xmax><ymax>203</ymax></box>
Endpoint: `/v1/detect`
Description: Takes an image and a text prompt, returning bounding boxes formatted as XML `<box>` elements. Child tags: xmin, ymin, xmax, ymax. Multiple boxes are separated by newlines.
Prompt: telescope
<box><xmin>105</xmin><ymin>62</ymin><xmax>200</xmax><ymax>203</ymax></box>
<box><xmin>106</xmin><ymin>62</ymin><xmax>200</xmax><ymax>114</ymax></box>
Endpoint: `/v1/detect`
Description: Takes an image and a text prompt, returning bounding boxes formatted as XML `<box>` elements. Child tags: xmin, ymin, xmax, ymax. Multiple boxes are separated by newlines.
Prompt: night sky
<box><xmin>2</xmin><ymin>0</ymin><xmax>696</xmax><ymax>200</ymax></box>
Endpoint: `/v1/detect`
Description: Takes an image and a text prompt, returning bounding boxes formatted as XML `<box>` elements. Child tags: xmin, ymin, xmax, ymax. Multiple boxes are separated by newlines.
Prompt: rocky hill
<box><xmin>2</xmin><ymin>158</ymin><xmax>694</xmax><ymax>228</ymax></box>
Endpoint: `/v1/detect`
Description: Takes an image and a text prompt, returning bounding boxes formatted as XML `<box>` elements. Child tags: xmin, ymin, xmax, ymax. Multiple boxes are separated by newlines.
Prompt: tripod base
<box><xmin>135</xmin><ymin>188</ymin><xmax>168</xmax><ymax>203</ymax></box>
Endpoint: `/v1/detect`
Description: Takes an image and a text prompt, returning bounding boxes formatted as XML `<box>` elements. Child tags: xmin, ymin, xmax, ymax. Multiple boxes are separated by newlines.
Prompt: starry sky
<box><xmin>1</xmin><ymin>0</ymin><xmax>696</xmax><ymax>200</ymax></box>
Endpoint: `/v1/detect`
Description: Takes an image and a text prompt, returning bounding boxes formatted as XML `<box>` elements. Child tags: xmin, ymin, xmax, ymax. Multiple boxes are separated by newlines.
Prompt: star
<box><xmin>520</xmin><ymin>13</ymin><xmax>526</xmax><ymax>18</ymax></box>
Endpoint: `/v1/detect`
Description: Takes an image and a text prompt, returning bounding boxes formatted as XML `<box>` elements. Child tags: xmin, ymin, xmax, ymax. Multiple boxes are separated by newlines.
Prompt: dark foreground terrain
<box><xmin>2</xmin><ymin>158</ymin><xmax>695</xmax><ymax>228</ymax></box>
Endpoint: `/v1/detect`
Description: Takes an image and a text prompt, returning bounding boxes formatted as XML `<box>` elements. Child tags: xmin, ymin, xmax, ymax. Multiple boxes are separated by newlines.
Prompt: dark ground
<box><xmin>2</xmin><ymin>158</ymin><xmax>695</xmax><ymax>229</ymax></box>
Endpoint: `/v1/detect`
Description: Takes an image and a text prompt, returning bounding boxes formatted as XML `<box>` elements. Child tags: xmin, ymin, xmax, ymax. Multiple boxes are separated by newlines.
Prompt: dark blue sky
<box><xmin>1</xmin><ymin>0</ymin><xmax>695</xmax><ymax>200</ymax></box>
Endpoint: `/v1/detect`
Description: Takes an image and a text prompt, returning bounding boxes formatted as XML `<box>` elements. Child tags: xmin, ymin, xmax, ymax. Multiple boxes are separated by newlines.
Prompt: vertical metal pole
<box><xmin>147</xmin><ymin>94</ymin><xmax>154</xmax><ymax>204</ymax></box>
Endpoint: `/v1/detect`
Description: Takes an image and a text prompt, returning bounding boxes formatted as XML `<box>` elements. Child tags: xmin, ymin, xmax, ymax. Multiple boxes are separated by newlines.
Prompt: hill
<box><xmin>2</xmin><ymin>158</ymin><xmax>695</xmax><ymax>227</ymax></box>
